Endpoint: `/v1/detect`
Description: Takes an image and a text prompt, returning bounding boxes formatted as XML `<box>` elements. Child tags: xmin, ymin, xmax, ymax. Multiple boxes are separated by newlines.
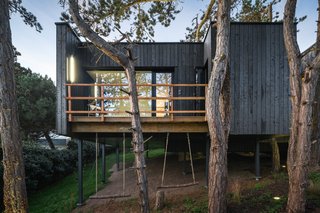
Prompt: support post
<box><xmin>116</xmin><ymin>141</ymin><xmax>120</xmax><ymax>171</ymax></box>
<box><xmin>271</xmin><ymin>137</ymin><xmax>280</xmax><ymax>173</ymax></box>
<box><xmin>255</xmin><ymin>140</ymin><xmax>261</xmax><ymax>180</ymax></box>
<box><xmin>101</xmin><ymin>144</ymin><xmax>106</xmax><ymax>183</ymax></box>
<box><xmin>205</xmin><ymin>134</ymin><xmax>210</xmax><ymax>187</ymax></box>
<box><xmin>182</xmin><ymin>151</ymin><xmax>187</xmax><ymax>175</ymax></box>
<box><xmin>76</xmin><ymin>138</ymin><xmax>84</xmax><ymax>206</ymax></box>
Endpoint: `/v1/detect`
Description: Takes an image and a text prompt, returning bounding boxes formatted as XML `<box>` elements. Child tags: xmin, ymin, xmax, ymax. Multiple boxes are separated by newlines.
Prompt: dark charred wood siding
<box><xmin>208</xmin><ymin>23</ymin><xmax>290</xmax><ymax>135</ymax></box>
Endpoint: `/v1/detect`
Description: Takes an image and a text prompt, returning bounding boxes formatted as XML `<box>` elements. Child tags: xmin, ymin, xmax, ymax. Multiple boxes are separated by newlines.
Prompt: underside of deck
<box><xmin>70</xmin><ymin>116</ymin><xmax>208</xmax><ymax>133</ymax></box>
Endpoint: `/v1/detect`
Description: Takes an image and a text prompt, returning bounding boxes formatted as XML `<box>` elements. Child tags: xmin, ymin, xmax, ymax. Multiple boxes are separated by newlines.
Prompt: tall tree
<box><xmin>234</xmin><ymin>0</ymin><xmax>280</xmax><ymax>22</ymax></box>
<box><xmin>205</xmin><ymin>0</ymin><xmax>231</xmax><ymax>212</ymax></box>
<box><xmin>0</xmin><ymin>2</ymin><xmax>28</xmax><ymax>211</ymax></box>
<box><xmin>63</xmin><ymin>0</ymin><xmax>180</xmax><ymax>212</ymax></box>
<box><xmin>0</xmin><ymin>1</ymin><xmax>42</xmax><ymax>212</ymax></box>
<box><xmin>283</xmin><ymin>0</ymin><xmax>320</xmax><ymax>212</ymax></box>
<box><xmin>15</xmin><ymin>66</ymin><xmax>56</xmax><ymax>149</ymax></box>
<box><xmin>185</xmin><ymin>0</ymin><xmax>281</xmax><ymax>42</ymax></box>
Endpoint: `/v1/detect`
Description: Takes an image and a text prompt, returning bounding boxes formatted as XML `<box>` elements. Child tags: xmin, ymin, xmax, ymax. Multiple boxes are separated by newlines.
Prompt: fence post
<box><xmin>76</xmin><ymin>138</ymin><xmax>84</xmax><ymax>206</ymax></box>
<box><xmin>68</xmin><ymin>85</ymin><xmax>72</xmax><ymax>122</ymax></box>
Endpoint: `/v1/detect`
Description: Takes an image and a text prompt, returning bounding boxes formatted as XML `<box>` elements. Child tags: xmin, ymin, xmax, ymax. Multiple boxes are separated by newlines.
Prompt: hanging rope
<box><xmin>158</xmin><ymin>132</ymin><xmax>198</xmax><ymax>189</ymax></box>
<box><xmin>161</xmin><ymin>132</ymin><xmax>170</xmax><ymax>186</ymax></box>
<box><xmin>95</xmin><ymin>132</ymin><xmax>98</xmax><ymax>193</ymax></box>
<box><xmin>90</xmin><ymin>133</ymin><xmax>131</xmax><ymax>199</ymax></box>
<box><xmin>187</xmin><ymin>133</ymin><xmax>196</xmax><ymax>184</ymax></box>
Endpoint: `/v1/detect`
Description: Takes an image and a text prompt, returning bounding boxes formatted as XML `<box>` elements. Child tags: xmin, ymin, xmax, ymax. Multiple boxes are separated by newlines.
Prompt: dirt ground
<box><xmin>72</xmin><ymin>153</ymin><xmax>266</xmax><ymax>213</ymax></box>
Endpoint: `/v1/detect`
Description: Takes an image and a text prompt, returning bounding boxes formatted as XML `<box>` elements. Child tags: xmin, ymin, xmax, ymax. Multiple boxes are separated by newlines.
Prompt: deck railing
<box><xmin>65</xmin><ymin>83</ymin><xmax>207</xmax><ymax>122</ymax></box>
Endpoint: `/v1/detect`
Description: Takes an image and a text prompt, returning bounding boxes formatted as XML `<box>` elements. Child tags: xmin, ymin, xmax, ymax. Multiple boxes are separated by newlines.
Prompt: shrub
<box><xmin>0</xmin><ymin>140</ymin><xmax>96</xmax><ymax>211</ymax></box>
<box><xmin>0</xmin><ymin>140</ymin><xmax>95</xmax><ymax>192</ymax></box>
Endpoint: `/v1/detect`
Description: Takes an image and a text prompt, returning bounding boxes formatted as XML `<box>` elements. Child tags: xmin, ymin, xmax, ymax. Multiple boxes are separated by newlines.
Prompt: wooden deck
<box><xmin>70</xmin><ymin>116</ymin><xmax>208</xmax><ymax>133</ymax></box>
<box><xmin>66</xmin><ymin>83</ymin><xmax>208</xmax><ymax>133</ymax></box>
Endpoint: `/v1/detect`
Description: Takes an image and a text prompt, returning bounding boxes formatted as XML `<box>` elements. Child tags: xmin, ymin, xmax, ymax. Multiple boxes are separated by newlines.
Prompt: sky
<box><xmin>10</xmin><ymin>0</ymin><xmax>318</xmax><ymax>84</ymax></box>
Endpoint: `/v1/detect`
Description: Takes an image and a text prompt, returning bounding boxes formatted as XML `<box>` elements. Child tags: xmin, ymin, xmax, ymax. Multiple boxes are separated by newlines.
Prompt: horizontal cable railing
<box><xmin>65</xmin><ymin>83</ymin><xmax>207</xmax><ymax>122</ymax></box>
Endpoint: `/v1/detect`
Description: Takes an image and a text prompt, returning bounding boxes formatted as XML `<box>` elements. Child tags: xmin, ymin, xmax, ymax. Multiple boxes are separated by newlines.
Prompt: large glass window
<box><xmin>87</xmin><ymin>70</ymin><xmax>171</xmax><ymax>117</ymax></box>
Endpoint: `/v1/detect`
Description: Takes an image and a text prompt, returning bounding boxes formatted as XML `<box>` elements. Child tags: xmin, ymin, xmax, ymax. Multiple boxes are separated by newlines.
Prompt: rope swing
<box><xmin>158</xmin><ymin>132</ymin><xmax>198</xmax><ymax>189</ymax></box>
<box><xmin>90</xmin><ymin>132</ymin><xmax>131</xmax><ymax>199</ymax></box>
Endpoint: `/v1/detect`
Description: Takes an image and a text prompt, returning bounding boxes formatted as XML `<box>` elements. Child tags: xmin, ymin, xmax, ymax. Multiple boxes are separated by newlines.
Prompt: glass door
<box><xmin>155</xmin><ymin>73</ymin><xmax>172</xmax><ymax>117</ymax></box>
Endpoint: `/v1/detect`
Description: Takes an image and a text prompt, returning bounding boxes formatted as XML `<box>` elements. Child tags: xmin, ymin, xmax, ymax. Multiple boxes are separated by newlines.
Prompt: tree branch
<box><xmin>196</xmin><ymin>0</ymin><xmax>216</xmax><ymax>42</ymax></box>
<box><xmin>68</xmin><ymin>0</ymin><xmax>129</xmax><ymax>68</ymax></box>
<box><xmin>283</xmin><ymin>0</ymin><xmax>301</xmax><ymax>103</ymax></box>
<box><xmin>122</xmin><ymin>0</ymin><xmax>175</xmax><ymax>14</ymax></box>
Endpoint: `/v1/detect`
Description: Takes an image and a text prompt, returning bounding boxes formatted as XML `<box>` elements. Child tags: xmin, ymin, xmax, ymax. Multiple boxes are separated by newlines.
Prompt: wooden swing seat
<box><xmin>157</xmin><ymin>181</ymin><xmax>199</xmax><ymax>190</ymax></box>
<box><xmin>89</xmin><ymin>194</ymin><xmax>131</xmax><ymax>199</ymax></box>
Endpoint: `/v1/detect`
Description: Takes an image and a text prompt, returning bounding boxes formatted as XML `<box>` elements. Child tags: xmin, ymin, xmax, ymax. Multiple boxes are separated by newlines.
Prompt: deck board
<box><xmin>70</xmin><ymin>116</ymin><xmax>208</xmax><ymax>133</ymax></box>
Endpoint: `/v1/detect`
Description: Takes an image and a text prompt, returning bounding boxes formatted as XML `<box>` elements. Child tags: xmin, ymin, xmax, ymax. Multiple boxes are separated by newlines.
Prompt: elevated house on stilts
<box><xmin>56</xmin><ymin>22</ymin><xmax>290</xmax><ymax>204</ymax></box>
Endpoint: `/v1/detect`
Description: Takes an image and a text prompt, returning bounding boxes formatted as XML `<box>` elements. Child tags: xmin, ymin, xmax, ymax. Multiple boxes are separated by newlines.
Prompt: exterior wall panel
<box><xmin>226</xmin><ymin>23</ymin><xmax>290</xmax><ymax>135</ymax></box>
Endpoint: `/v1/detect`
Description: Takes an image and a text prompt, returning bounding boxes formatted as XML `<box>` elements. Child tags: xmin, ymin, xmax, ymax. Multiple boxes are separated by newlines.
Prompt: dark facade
<box><xmin>56</xmin><ymin>22</ymin><xmax>290</xmax><ymax>136</ymax></box>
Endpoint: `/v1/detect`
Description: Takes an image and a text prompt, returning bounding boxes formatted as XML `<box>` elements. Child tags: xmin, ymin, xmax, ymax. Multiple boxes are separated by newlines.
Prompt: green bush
<box><xmin>0</xmin><ymin>140</ymin><xmax>95</xmax><ymax>192</ymax></box>
<box><xmin>0</xmin><ymin>140</ymin><xmax>96</xmax><ymax>211</ymax></box>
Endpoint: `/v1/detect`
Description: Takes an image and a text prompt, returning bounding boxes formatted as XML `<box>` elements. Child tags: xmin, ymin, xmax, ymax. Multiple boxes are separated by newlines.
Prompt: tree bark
<box><xmin>44</xmin><ymin>131</ymin><xmax>55</xmax><ymax>150</ymax></box>
<box><xmin>206</xmin><ymin>0</ymin><xmax>231</xmax><ymax>212</ymax></box>
<box><xmin>68</xmin><ymin>1</ymin><xmax>150</xmax><ymax>212</ymax></box>
<box><xmin>283</xmin><ymin>0</ymin><xmax>320</xmax><ymax>212</ymax></box>
<box><xmin>126</xmin><ymin>62</ymin><xmax>150</xmax><ymax>212</ymax></box>
<box><xmin>0</xmin><ymin>0</ymin><xmax>28</xmax><ymax>212</ymax></box>
<box><xmin>310</xmin><ymin>79</ymin><xmax>320</xmax><ymax>168</ymax></box>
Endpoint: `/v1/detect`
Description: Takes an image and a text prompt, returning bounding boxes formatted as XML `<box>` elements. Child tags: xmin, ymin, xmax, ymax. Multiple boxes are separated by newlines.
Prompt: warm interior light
<box><xmin>94</xmin><ymin>73</ymin><xmax>99</xmax><ymax>98</ymax></box>
<box><xmin>66</xmin><ymin>57</ymin><xmax>69</xmax><ymax>81</ymax></box>
<box><xmin>69</xmin><ymin>55</ymin><xmax>76</xmax><ymax>83</ymax></box>
<box><xmin>94</xmin><ymin>84</ymin><xmax>99</xmax><ymax>98</ymax></box>
<box><xmin>273</xmin><ymin>196</ymin><xmax>281</xmax><ymax>200</ymax></box>
<box><xmin>282</xmin><ymin>165</ymin><xmax>286</xmax><ymax>168</ymax></box>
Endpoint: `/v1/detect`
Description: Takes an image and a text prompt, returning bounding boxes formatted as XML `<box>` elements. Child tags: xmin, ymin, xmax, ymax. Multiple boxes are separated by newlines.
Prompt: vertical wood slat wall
<box><xmin>227</xmin><ymin>23</ymin><xmax>290</xmax><ymax>135</ymax></box>
<box><xmin>203</xmin><ymin>23</ymin><xmax>290</xmax><ymax>135</ymax></box>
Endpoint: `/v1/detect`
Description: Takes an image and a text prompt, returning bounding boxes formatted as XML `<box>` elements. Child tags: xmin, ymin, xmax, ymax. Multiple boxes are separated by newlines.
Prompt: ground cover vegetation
<box><xmin>28</xmin><ymin>147</ymin><xmax>164</xmax><ymax>213</ymax></box>
<box><xmin>90</xmin><ymin>164</ymin><xmax>320</xmax><ymax>213</ymax></box>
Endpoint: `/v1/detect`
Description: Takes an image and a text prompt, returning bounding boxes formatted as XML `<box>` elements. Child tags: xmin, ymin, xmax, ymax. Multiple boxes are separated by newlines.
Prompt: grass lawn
<box><xmin>28</xmin><ymin>148</ymin><xmax>164</xmax><ymax>213</ymax></box>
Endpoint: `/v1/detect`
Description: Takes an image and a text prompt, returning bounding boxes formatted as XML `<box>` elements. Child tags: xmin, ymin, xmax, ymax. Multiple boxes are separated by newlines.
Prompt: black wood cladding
<box><xmin>56</xmin><ymin>22</ymin><xmax>290</xmax><ymax>135</ymax></box>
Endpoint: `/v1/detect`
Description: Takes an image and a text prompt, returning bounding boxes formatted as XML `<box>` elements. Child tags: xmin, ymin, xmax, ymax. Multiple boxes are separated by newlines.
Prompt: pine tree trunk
<box><xmin>0</xmin><ymin>1</ymin><xmax>28</xmax><ymax>212</ymax></box>
<box><xmin>310</xmin><ymin>80</ymin><xmax>320</xmax><ymax>168</ymax></box>
<box><xmin>286</xmin><ymin>81</ymin><xmax>318</xmax><ymax>212</ymax></box>
<box><xmin>44</xmin><ymin>132</ymin><xmax>55</xmax><ymax>150</ymax></box>
<box><xmin>206</xmin><ymin>0</ymin><xmax>231</xmax><ymax>212</ymax></box>
<box><xmin>283</xmin><ymin>0</ymin><xmax>320</xmax><ymax>211</ymax></box>
<box><xmin>126</xmin><ymin>62</ymin><xmax>150</xmax><ymax>213</ymax></box>
<box><xmin>68</xmin><ymin>1</ymin><xmax>150</xmax><ymax>211</ymax></box>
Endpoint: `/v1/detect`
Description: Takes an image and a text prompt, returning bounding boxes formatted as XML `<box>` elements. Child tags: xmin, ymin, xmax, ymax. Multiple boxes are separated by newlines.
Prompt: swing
<box><xmin>157</xmin><ymin>132</ymin><xmax>199</xmax><ymax>189</ymax></box>
<box><xmin>89</xmin><ymin>133</ymin><xmax>131</xmax><ymax>199</ymax></box>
